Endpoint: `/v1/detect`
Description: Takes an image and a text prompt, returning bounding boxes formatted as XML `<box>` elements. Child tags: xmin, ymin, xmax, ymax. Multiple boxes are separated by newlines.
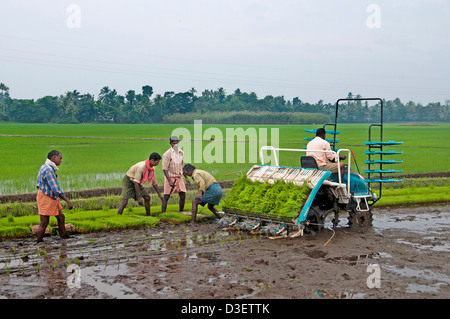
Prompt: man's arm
<box><xmin>195</xmin><ymin>190</ymin><xmax>204</xmax><ymax>201</ymax></box>
<box><xmin>59</xmin><ymin>193</ymin><xmax>73</xmax><ymax>210</ymax></box>
<box><xmin>324</xmin><ymin>142</ymin><xmax>336</xmax><ymax>162</ymax></box>
<box><xmin>152</xmin><ymin>183</ymin><xmax>163</xmax><ymax>201</ymax></box>
<box><xmin>163</xmin><ymin>170</ymin><xmax>174</xmax><ymax>186</ymax></box>
<box><xmin>46</xmin><ymin>170</ymin><xmax>73</xmax><ymax>210</ymax></box>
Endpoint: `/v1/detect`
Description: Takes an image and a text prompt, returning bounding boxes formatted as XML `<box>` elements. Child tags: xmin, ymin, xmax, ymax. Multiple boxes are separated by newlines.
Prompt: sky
<box><xmin>0</xmin><ymin>0</ymin><xmax>449</xmax><ymax>105</ymax></box>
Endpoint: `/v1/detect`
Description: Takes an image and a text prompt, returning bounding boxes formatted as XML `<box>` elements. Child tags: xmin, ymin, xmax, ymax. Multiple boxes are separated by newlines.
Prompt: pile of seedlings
<box><xmin>222</xmin><ymin>176</ymin><xmax>311</xmax><ymax>219</ymax></box>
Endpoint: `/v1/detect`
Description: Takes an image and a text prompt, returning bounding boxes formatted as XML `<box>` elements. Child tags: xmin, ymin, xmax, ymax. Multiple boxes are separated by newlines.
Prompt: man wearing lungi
<box><xmin>117</xmin><ymin>152</ymin><xmax>163</xmax><ymax>216</ymax></box>
<box><xmin>35</xmin><ymin>150</ymin><xmax>73</xmax><ymax>243</ymax></box>
<box><xmin>161</xmin><ymin>136</ymin><xmax>190</xmax><ymax>213</ymax></box>
<box><xmin>182</xmin><ymin>164</ymin><xmax>223</xmax><ymax>223</ymax></box>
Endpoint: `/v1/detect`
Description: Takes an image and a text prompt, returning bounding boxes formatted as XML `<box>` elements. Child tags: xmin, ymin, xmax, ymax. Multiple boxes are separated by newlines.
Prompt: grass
<box><xmin>0</xmin><ymin>184</ymin><xmax>449</xmax><ymax>239</ymax></box>
<box><xmin>0</xmin><ymin>123</ymin><xmax>449</xmax><ymax>194</ymax></box>
<box><xmin>0</xmin><ymin>203</ymin><xmax>214</xmax><ymax>240</ymax></box>
<box><xmin>0</xmin><ymin>188</ymin><xmax>231</xmax><ymax>218</ymax></box>
<box><xmin>377</xmin><ymin>184</ymin><xmax>450</xmax><ymax>207</ymax></box>
<box><xmin>0</xmin><ymin>188</ymin><xmax>223</xmax><ymax>239</ymax></box>
<box><xmin>0</xmin><ymin>122</ymin><xmax>449</xmax><ymax>239</ymax></box>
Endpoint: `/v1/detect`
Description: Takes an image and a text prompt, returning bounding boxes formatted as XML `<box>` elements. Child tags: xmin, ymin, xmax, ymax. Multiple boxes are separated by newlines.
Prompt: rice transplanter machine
<box><xmin>218</xmin><ymin>98</ymin><xmax>403</xmax><ymax>237</ymax></box>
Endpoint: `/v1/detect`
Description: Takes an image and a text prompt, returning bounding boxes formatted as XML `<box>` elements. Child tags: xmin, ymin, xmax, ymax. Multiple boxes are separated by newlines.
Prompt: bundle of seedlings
<box><xmin>222</xmin><ymin>176</ymin><xmax>311</xmax><ymax>221</ymax></box>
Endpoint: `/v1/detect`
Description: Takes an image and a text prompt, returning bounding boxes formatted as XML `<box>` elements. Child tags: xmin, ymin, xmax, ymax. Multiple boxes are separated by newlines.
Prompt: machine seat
<box><xmin>301</xmin><ymin>156</ymin><xmax>319</xmax><ymax>169</ymax></box>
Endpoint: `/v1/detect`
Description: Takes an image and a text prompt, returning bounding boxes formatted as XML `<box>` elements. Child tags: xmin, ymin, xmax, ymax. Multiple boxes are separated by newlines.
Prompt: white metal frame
<box><xmin>259</xmin><ymin>146</ymin><xmax>352</xmax><ymax>196</ymax></box>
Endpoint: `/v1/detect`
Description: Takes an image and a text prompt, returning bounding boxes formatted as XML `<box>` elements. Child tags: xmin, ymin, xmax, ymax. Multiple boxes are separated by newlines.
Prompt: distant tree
<box><xmin>151</xmin><ymin>94</ymin><xmax>166</xmax><ymax>122</ymax></box>
<box><xmin>0</xmin><ymin>83</ymin><xmax>10</xmax><ymax>117</ymax></box>
<box><xmin>0</xmin><ymin>83</ymin><xmax>9</xmax><ymax>96</ymax></box>
<box><xmin>142</xmin><ymin>85</ymin><xmax>153</xmax><ymax>99</ymax></box>
<box><xmin>0</xmin><ymin>84</ymin><xmax>448</xmax><ymax>123</ymax></box>
<box><xmin>126</xmin><ymin>90</ymin><xmax>136</xmax><ymax>108</ymax></box>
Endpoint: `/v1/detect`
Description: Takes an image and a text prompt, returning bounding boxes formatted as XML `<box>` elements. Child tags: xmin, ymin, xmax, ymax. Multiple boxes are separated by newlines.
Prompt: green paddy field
<box><xmin>0</xmin><ymin>122</ymin><xmax>449</xmax><ymax>239</ymax></box>
<box><xmin>1</xmin><ymin>122</ymin><xmax>449</xmax><ymax>195</ymax></box>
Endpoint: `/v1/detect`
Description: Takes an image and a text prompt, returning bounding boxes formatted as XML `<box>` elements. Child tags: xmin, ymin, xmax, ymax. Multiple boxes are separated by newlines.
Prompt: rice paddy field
<box><xmin>1</xmin><ymin>122</ymin><xmax>449</xmax><ymax>195</ymax></box>
<box><xmin>0</xmin><ymin>122</ymin><xmax>449</xmax><ymax>240</ymax></box>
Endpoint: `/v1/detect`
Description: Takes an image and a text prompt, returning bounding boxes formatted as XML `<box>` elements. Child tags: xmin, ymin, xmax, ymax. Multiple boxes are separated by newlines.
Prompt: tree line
<box><xmin>0</xmin><ymin>83</ymin><xmax>449</xmax><ymax>124</ymax></box>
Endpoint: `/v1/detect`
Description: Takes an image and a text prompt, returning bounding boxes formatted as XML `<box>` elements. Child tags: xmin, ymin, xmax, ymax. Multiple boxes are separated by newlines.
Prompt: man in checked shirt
<box><xmin>161</xmin><ymin>136</ymin><xmax>190</xmax><ymax>213</ymax></box>
<box><xmin>35</xmin><ymin>150</ymin><xmax>73</xmax><ymax>243</ymax></box>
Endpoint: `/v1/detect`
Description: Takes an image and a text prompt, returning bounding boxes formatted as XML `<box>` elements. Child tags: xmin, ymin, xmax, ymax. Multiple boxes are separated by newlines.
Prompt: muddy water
<box><xmin>0</xmin><ymin>204</ymin><xmax>449</xmax><ymax>299</ymax></box>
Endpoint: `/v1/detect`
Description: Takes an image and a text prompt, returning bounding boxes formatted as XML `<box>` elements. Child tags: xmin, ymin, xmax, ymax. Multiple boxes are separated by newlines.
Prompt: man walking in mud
<box><xmin>161</xmin><ymin>136</ymin><xmax>190</xmax><ymax>213</ymax></box>
<box><xmin>35</xmin><ymin>150</ymin><xmax>73</xmax><ymax>243</ymax></box>
<box><xmin>118</xmin><ymin>152</ymin><xmax>164</xmax><ymax>216</ymax></box>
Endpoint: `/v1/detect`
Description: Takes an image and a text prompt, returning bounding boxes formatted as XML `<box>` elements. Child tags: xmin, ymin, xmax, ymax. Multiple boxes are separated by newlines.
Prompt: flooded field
<box><xmin>0</xmin><ymin>204</ymin><xmax>449</xmax><ymax>299</ymax></box>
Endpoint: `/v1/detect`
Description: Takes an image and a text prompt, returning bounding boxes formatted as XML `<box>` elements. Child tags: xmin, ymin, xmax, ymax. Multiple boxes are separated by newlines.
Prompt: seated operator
<box><xmin>306</xmin><ymin>128</ymin><xmax>346</xmax><ymax>179</ymax></box>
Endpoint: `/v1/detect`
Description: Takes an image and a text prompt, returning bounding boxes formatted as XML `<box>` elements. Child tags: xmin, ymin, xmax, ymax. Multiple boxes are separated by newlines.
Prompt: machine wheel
<box><xmin>348</xmin><ymin>208</ymin><xmax>373</xmax><ymax>228</ymax></box>
<box><xmin>304</xmin><ymin>206</ymin><xmax>328</xmax><ymax>233</ymax></box>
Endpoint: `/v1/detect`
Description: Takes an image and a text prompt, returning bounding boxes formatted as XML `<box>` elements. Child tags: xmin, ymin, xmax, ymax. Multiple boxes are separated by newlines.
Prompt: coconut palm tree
<box><xmin>0</xmin><ymin>83</ymin><xmax>9</xmax><ymax>96</ymax></box>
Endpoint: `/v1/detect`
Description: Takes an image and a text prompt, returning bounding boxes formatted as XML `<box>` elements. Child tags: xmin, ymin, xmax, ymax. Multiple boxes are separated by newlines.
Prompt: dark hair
<box><xmin>183</xmin><ymin>164</ymin><xmax>196</xmax><ymax>173</ymax></box>
<box><xmin>149</xmin><ymin>152</ymin><xmax>161</xmax><ymax>161</ymax></box>
<box><xmin>316</xmin><ymin>128</ymin><xmax>326</xmax><ymax>137</ymax></box>
<box><xmin>47</xmin><ymin>150</ymin><xmax>61</xmax><ymax>159</ymax></box>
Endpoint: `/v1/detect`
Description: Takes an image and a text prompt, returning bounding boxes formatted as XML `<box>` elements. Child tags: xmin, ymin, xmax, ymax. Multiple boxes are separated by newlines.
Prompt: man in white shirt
<box><xmin>306</xmin><ymin>128</ymin><xmax>346</xmax><ymax>178</ymax></box>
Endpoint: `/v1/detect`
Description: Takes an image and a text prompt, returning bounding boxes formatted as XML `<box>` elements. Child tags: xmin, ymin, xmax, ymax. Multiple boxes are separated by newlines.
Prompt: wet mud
<box><xmin>0</xmin><ymin>204</ymin><xmax>449</xmax><ymax>299</ymax></box>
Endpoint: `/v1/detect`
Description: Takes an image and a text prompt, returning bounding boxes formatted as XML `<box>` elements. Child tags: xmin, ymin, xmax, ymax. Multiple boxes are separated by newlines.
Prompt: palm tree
<box><xmin>0</xmin><ymin>83</ymin><xmax>9</xmax><ymax>115</ymax></box>
<box><xmin>0</xmin><ymin>83</ymin><xmax>9</xmax><ymax>96</ymax></box>
<box><xmin>126</xmin><ymin>90</ymin><xmax>136</xmax><ymax>108</ymax></box>
<box><xmin>189</xmin><ymin>87</ymin><xmax>197</xmax><ymax>96</ymax></box>
<box><xmin>98</xmin><ymin>86</ymin><xmax>111</xmax><ymax>104</ymax></box>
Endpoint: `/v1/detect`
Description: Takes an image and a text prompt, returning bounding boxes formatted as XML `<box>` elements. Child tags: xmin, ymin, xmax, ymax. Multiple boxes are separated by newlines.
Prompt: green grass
<box><xmin>1</xmin><ymin>123</ymin><xmax>449</xmax><ymax>195</ymax></box>
<box><xmin>377</xmin><ymin>184</ymin><xmax>450</xmax><ymax>207</ymax></box>
<box><xmin>64</xmin><ymin>209</ymin><xmax>159</xmax><ymax>232</ymax></box>
<box><xmin>0</xmin><ymin>207</ymin><xmax>160</xmax><ymax>238</ymax></box>
<box><xmin>0</xmin><ymin>203</ymin><xmax>207</xmax><ymax>239</ymax></box>
<box><xmin>0</xmin><ymin>188</ymin><xmax>231</xmax><ymax>218</ymax></box>
<box><xmin>0</xmin><ymin>183</ymin><xmax>449</xmax><ymax>239</ymax></box>
<box><xmin>0</xmin><ymin>192</ymin><xmax>223</xmax><ymax>239</ymax></box>
<box><xmin>0</xmin><ymin>122</ymin><xmax>449</xmax><ymax>239</ymax></box>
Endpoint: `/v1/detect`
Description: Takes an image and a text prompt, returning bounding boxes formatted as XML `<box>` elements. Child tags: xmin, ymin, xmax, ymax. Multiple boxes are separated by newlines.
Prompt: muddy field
<box><xmin>0</xmin><ymin>204</ymin><xmax>449</xmax><ymax>303</ymax></box>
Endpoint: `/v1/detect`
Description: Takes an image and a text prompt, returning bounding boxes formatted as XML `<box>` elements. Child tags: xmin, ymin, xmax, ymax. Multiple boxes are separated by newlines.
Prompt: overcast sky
<box><xmin>0</xmin><ymin>0</ymin><xmax>449</xmax><ymax>104</ymax></box>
